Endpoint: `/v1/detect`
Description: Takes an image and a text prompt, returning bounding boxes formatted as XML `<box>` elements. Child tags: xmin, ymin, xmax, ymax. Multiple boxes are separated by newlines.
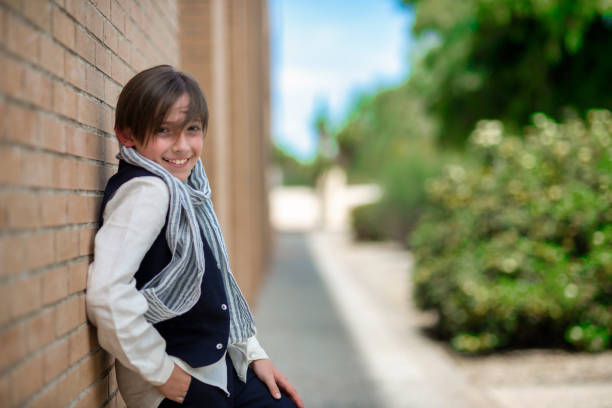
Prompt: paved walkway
<box><xmin>254</xmin><ymin>232</ymin><xmax>382</xmax><ymax>408</ymax></box>
<box><xmin>255</xmin><ymin>230</ymin><xmax>612</xmax><ymax>408</ymax></box>
<box><xmin>254</xmin><ymin>231</ymin><xmax>493</xmax><ymax>408</ymax></box>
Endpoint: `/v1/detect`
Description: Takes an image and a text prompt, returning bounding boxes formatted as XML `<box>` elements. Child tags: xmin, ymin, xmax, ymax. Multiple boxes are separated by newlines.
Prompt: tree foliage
<box><xmin>401</xmin><ymin>0</ymin><xmax>612</xmax><ymax>146</ymax></box>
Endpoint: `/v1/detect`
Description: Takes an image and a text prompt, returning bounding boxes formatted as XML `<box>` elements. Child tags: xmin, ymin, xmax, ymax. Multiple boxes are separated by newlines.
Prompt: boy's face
<box><xmin>120</xmin><ymin>93</ymin><xmax>204</xmax><ymax>181</ymax></box>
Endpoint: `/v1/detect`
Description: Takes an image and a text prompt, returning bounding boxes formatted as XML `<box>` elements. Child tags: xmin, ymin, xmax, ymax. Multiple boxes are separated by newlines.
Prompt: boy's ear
<box><xmin>115</xmin><ymin>127</ymin><xmax>137</xmax><ymax>147</ymax></box>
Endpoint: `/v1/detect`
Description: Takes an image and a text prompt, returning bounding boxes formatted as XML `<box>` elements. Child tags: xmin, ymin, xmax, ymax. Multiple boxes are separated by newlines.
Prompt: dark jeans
<box><xmin>159</xmin><ymin>357</ymin><xmax>298</xmax><ymax>408</ymax></box>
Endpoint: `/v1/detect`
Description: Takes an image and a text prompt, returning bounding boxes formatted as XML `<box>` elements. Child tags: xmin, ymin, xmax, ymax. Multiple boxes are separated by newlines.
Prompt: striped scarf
<box><xmin>117</xmin><ymin>146</ymin><xmax>255</xmax><ymax>344</ymax></box>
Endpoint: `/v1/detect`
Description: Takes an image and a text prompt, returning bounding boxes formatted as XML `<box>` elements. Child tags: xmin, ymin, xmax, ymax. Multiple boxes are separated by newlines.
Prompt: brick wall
<box><xmin>179</xmin><ymin>0</ymin><xmax>271</xmax><ymax>303</ymax></box>
<box><xmin>1</xmin><ymin>0</ymin><xmax>271</xmax><ymax>406</ymax></box>
<box><xmin>0</xmin><ymin>0</ymin><xmax>180</xmax><ymax>406</ymax></box>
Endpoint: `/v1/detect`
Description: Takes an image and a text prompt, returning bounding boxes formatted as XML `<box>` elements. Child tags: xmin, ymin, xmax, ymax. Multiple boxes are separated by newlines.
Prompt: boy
<box><xmin>86</xmin><ymin>65</ymin><xmax>303</xmax><ymax>408</ymax></box>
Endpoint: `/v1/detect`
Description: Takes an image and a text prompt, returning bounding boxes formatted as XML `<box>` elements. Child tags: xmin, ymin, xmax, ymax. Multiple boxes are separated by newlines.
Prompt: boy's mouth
<box><xmin>163</xmin><ymin>157</ymin><xmax>191</xmax><ymax>167</ymax></box>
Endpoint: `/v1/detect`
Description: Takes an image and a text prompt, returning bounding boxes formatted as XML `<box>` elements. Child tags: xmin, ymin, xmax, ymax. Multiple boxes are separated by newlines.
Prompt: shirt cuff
<box><xmin>246</xmin><ymin>336</ymin><xmax>269</xmax><ymax>364</ymax></box>
<box><xmin>149</xmin><ymin>354</ymin><xmax>176</xmax><ymax>386</ymax></box>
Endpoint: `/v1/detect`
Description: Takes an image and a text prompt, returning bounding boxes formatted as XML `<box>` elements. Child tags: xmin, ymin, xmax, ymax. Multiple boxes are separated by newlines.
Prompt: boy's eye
<box><xmin>188</xmin><ymin>125</ymin><xmax>202</xmax><ymax>132</ymax></box>
<box><xmin>157</xmin><ymin>127</ymin><xmax>171</xmax><ymax>135</ymax></box>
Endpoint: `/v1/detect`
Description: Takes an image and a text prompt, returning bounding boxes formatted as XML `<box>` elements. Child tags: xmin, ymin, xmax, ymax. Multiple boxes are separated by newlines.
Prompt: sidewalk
<box><xmin>254</xmin><ymin>232</ymin><xmax>383</xmax><ymax>408</ymax></box>
<box><xmin>254</xmin><ymin>231</ymin><xmax>493</xmax><ymax>408</ymax></box>
<box><xmin>261</xmin><ymin>186</ymin><xmax>612</xmax><ymax>408</ymax></box>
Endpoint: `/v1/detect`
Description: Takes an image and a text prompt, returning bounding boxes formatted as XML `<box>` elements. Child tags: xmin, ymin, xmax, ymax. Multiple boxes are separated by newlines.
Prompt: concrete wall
<box><xmin>0</xmin><ymin>0</ymin><xmax>270</xmax><ymax>406</ymax></box>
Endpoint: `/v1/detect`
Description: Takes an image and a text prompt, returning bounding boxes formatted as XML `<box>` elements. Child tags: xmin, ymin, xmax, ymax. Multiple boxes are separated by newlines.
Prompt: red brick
<box><xmin>96</xmin><ymin>0</ymin><xmax>111</xmax><ymax>20</ymax></box>
<box><xmin>55</xmin><ymin>367</ymin><xmax>81</xmax><ymax>407</ymax></box>
<box><xmin>5</xmin><ymin>103</ymin><xmax>39</xmax><ymax>147</ymax></box>
<box><xmin>23</xmin><ymin>67</ymin><xmax>53</xmax><ymax>110</ymax></box>
<box><xmin>39</xmin><ymin>115</ymin><xmax>67</xmax><ymax>153</ymax></box>
<box><xmin>66</xmin><ymin>127</ymin><xmax>102</xmax><ymax>160</ymax></box>
<box><xmin>117</xmin><ymin>34</ymin><xmax>130</xmax><ymax>62</ymax></box>
<box><xmin>73</xmin><ymin>376</ymin><xmax>108</xmax><ymax>408</ymax></box>
<box><xmin>0</xmin><ymin>7</ymin><xmax>5</xmax><ymax>48</ymax></box>
<box><xmin>10</xmin><ymin>354</ymin><xmax>44</xmax><ymax>406</ymax></box>
<box><xmin>111</xmin><ymin>54</ymin><xmax>131</xmax><ymax>85</ymax></box>
<box><xmin>0</xmin><ymin>235</ymin><xmax>27</xmax><ymax>276</ymax></box>
<box><xmin>42</xmin><ymin>265</ymin><xmax>69</xmax><ymax>305</ymax></box>
<box><xmin>23</xmin><ymin>0</ymin><xmax>52</xmax><ymax>31</ymax></box>
<box><xmin>26</xmin><ymin>308</ymin><xmax>56</xmax><ymax>352</ymax></box>
<box><xmin>77</xmin><ymin>350</ymin><xmax>107</xmax><ymax>390</ymax></box>
<box><xmin>55</xmin><ymin>295</ymin><xmax>86</xmax><ymax>336</ymax></box>
<box><xmin>66</xmin><ymin>194</ymin><xmax>88</xmax><ymax>223</ymax></box>
<box><xmin>68</xmin><ymin>260</ymin><xmax>89</xmax><ymax>294</ymax></box>
<box><xmin>53</xmin><ymin>80</ymin><xmax>79</xmax><ymax>120</ymax></box>
<box><xmin>39</xmin><ymin>36</ymin><xmax>65</xmax><ymax>78</ymax></box>
<box><xmin>130</xmin><ymin>49</ymin><xmax>146</xmax><ymax>73</ymax></box>
<box><xmin>103</xmin><ymin>165</ymin><xmax>116</xmax><ymax>185</ymax></box>
<box><xmin>40</xmin><ymin>194</ymin><xmax>68</xmax><ymax>226</ymax></box>
<box><xmin>26</xmin><ymin>231</ymin><xmax>56</xmax><ymax>270</ymax></box>
<box><xmin>96</xmin><ymin>42</ymin><xmax>112</xmax><ymax>76</ymax></box>
<box><xmin>87</xmin><ymin>3</ymin><xmax>104</xmax><ymax>40</ymax></box>
<box><xmin>116</xmin><ymin>0</ymin><xmax>129</xmax><ymax>14</ymax></box>
<box><xmin>65</xmin><ymin>0</ymin><xmax>88</xmax><ymax>23</ymax></box>
<box><xmin>104</xmin><ymin>19</ymin><xmax>119</xmax><ymax>53</ymax></box>
<box><xmin>0</xmin><ymin>375</ymin><xmax>8</xmax><ymax>408</ymax></box>
<box><xmin>68</xmin><ymin>324</ymin><xmax>97</xmax><ymax>365</ymax></box>
<box><xmin>79</xmin><ymin>227</ymin><xmax>96</xmax><ymax>256</ymax></box>
<box><xmin>86</xmin><ymin>64</ymin><xmax>105</xmax><ymax>100</ymax></box>
<box><xmin>53</xmin><ymin>8</ymin><xmax>75</xmax><ymax>48</ymax></box>
<box><xmin>10</xmin><ymin>274</ymin><xmax>42</xmax><ymax>319</ymax></box>
<box><xmin>76</xmin><ymin>160</ymin><xmax>100</xmax><ymax>190</ymax></box>
<box><xmin>88</xmin><ymin>195</ymin><xmax>102</xmax><ymax>221</ymax></box>
<box><xmin>21</xmin><ymin>150</ymin><xmax>55</xmax><ymax>188</ymax></box>
<box><xmin>104</xmin><ymin>136</ymin><xmax>120</xmax><ymax>164</ymax></box>
<box><xmin>77</xmin><ymin>93</ymin><xmax>97</xmax><ymax>127</ymax></box>
<box><xmin>124</xmin><ymin>8</ymin><xmax>137</xmax><ymax>41</ymax></box>
<box><xmin>104</xmin><ymin>77</ymin><xmax>121</xmax><ymax>106</ymax></box>
<box><xmin>76</xmin><ymin>26</ymin><xmax>96</xmax><ymax>65</ymax></box>
<box><xmin>6</xmin><ymin>14</ymin><xmax>40</xmax><ymax>64</ymax></box>
<box><xmin>99</xmin><ymin>103</ymin><xmax>114</xmax><ymax>133</ymax></box>
<box><xmin>111</xmin><ymin>0</ymin><xmax>125</xmax><ymax>33</ymax></box>
<box><xmin>0</xmin><ymin>99</ymin><xmax>4</xmax><ymax>140</ymax></box>
<box><xmin>0</xmin><ymin>194</ymin><xmax>6</xmax><ymax>231</ymax></box>
<box><xmin>53</xmin><ymin>156</ymin><xmax>78</xmax><ymax>190</ymax></box>
<box><xmin>29</xmin><ymin>384</ymin><xmax>58</xmax><ymax>408</ymax></box>
<box><xmin>0</xmin><ymin>282</ymin><xmax>8</xmax><ymax>325</ymax></box>
<box><xmin>65</xmin><ymin>52</ymin><xmax>87</xmax><ymax>90</ymax></box>
<box><xmin>44</xmin><ymin>338</ymin><xmax>69</xmax><ymax>382</ymax></box>
<box><xmin>0</xmin><ymin>321</ymin><xmax>27</xmax><ymax>371</ymax></box>
<box><xmin>5</xmin><ymin>192</ymin><xmax>40</xmax><ymax>229</ymax></box>
<box><xmin>0</xmin><ymin>145</ymin><xmax>22</xmax><ymax>185</ymax></box>
<box><xmin>55</xmin><ymin>228</ymin><xmax>80</xmax><ymax>262</ymax></box>
<box><xmin>2</xmin><ymin>56</ymin><xmax>24</xmax><ymax>100</ymax></box>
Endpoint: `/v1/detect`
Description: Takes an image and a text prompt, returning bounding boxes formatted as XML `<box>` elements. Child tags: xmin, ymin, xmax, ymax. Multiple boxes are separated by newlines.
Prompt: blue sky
<box><xmin>270</xmin><ymin>0</ymin><xmax>414</xmax><ymax>161</ymax></box>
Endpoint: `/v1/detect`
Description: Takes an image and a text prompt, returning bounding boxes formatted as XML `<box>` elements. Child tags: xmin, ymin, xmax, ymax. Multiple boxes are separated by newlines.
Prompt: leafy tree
<box><xmin>401</xmin><ymin>0</ymin><xmax>612</xmax><ymax>146</ymax></box>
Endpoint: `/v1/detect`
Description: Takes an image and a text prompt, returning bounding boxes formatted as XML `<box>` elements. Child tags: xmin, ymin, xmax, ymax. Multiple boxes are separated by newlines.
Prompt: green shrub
<box><xmin>351</xmin><ymin>202</ymin><xmax>385</xmax><ymax>241</ymax></box>
<box><xmin>411</xmin><ymin>110</ymin><xmax>612</xmax><ymax>353</ymax></box>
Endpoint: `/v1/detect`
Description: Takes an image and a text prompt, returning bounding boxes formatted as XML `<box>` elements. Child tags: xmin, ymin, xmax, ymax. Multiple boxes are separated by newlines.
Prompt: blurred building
<box><xmin>0</xmin><ymin>0</ymin><xmax>270</xmax><ymax>406</ymax></box>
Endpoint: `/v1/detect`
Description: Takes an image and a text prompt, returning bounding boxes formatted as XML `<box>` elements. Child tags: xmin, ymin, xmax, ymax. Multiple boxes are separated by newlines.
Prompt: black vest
<box><xmin>99</xmin><ymin>161</ymin><xmax>230</xmax><ymax>367</ymax></box>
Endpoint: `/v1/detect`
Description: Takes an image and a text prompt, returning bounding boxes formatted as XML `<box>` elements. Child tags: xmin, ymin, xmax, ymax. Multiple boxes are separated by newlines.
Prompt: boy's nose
<box><xmin>172</xmin><ymin>132</ymin><xmax>189</xmax><ymax>151</ymax></box>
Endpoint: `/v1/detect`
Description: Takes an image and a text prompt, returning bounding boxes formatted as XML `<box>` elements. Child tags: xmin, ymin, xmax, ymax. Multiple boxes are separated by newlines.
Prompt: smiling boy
<box><xmin>86</xmin><ymin>65</ymin><xmax>303</xmax><ymax>408</ymax></box>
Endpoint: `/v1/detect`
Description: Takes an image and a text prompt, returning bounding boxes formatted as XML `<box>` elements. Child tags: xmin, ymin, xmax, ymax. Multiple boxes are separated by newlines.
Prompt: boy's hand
<box><xmin>155</xmin><ymin>363</ymin><xmax>191</xmax><ymax>404</ymax></box>
<box><xmin>250</xmin><ymin>359</ymin><xmax>305</xmax><ymax>408</ymax></box>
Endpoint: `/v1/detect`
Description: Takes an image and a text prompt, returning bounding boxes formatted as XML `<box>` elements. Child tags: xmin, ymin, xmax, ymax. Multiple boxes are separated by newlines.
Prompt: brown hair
<box><xmin>114</xmin><ymin>65</ymin><xmax>209</xmax><ymax>145</ymax></box>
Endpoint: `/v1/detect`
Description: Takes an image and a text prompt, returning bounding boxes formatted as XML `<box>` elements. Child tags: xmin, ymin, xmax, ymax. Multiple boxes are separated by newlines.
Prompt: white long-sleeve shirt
<box><xmin>86</xmin><ymin>176</ymin><xmax>268</xmax><ymax>408</ymax></box>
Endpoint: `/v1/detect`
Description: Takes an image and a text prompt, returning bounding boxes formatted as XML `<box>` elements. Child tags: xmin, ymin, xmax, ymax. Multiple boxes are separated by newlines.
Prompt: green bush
<box><xmin>411</xmin><ymin>110</ymin><xmax>612</xmax><ymax>353</ymax></box>
<box><xmin>351</xmin><ymin>202</ymin><xmax>386</xmax><ymax>241</ymax></box>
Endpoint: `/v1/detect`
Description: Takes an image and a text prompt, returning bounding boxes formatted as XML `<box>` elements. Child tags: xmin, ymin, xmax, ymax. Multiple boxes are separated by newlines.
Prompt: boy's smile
<box><xmin>117</xmin><ymin>93</ymin><xmax>204</xmax><ymax>181</ymax></box>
